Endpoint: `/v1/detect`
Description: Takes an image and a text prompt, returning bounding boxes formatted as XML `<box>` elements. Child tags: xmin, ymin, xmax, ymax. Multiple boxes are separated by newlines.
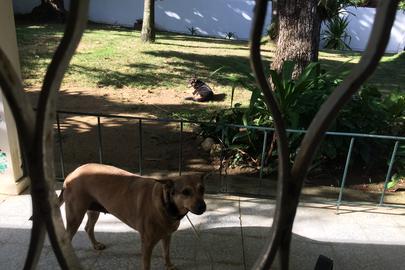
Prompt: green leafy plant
<box><xmin>322</xmin><ymin>15</ymin><xmax>352</xmax><ymax>50</ymax></box>
<box><xmin>200</xmin><ymin>62</ymin><xmax>323</xmax><ymax>168</ymax></box>
<box><xmin>400</xmin><ymin>1</ymin><xmax>405</xmax><ymax>10</ymax></box>
<box><xmin>387</xmin><ymin>173</ymin><xmax>403</xmax><ymax>190</ymax></box>
<box><xmin>200</xmin><ymin>61</ymin><xmax>404</xmax><ymax>180</ymax></box>
<box><xmin>318</xmin><ymin>0</ymin><xmax>342</xmax><ymax>20</ymax></box>
<box><xmin>269</xmin><ymin>61</ymin><xmax>320</xmax><ymax>128</ymax></box>
<box><xmin>225</xmin><ymin>32</ymin><xmax>236</xmax><ymax>40</ymax></box>
<box><xmin>186</xmin><ymin>26</ymin><xmax>197</xmax><ymax>36</ymax></box>
<box><xmin>347</xmin><ymin>0</ymin><xmax>405</xmax><ymax>10</ymax></box>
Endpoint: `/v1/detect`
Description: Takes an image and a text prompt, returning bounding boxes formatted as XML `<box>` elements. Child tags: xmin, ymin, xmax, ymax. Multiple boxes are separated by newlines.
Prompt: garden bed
<box><xmin>16</xmin><ymin>22</ymin><xmax>405</xmax><ymax>193</ymax></box>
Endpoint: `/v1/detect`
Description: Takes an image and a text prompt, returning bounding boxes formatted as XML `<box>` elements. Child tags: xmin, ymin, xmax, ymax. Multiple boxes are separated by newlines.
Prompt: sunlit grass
<box><xmin>16</xmin><ymin>22</ymin><xmax>404</xmax><ymax>106</ymax></box>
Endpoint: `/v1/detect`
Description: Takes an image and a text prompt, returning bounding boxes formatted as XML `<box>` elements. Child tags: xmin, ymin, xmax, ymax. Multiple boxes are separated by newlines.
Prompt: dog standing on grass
<box><xmin>187</xmin><ymin>77</ymin><xmax>214</xmax><ymax>102</ymax></box>
<box><xmin>60</xmin><ymin>163</ymin><xmax>206</xmax><ymax>270</ymax></box>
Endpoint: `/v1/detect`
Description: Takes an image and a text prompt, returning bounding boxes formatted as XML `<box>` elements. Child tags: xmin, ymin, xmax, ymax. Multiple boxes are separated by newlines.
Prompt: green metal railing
<box><xmin>54</xmin><ymin>109</ymin><xmax>404</xmax><ymax>210</ymax></box>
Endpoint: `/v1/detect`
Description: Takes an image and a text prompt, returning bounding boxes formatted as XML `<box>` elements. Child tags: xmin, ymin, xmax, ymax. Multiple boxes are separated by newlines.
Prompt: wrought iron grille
<box><xmin>0</xmin><ymin>0</ymin><xmax>400</xmax><ymax>269</ymax></box>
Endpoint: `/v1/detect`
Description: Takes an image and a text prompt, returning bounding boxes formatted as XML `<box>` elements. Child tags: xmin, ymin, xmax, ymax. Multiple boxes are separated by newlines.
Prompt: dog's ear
<box><xmin>156</xmin><ymin>179</ymin><xmax>175</xmax><ymax>191</ymax></box>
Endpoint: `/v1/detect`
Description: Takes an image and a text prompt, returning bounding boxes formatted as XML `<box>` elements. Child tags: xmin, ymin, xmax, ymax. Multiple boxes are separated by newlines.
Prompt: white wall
<box><xmin>321</xmin><ymin>7</ymin><xmax>405</xmax><ymax>53</ymax></box>
<box><xmin>66</xmin><ymin>0</ymin><xmax>144</xmax><ymax>28</ymax></box>
<box><xmin>13</xmin><ymin>1</ymin><xmax>405</xmax><ymax>52</ymax></box>
<box><xmin>12</xmin><ymin>0</ymin><xmax>40</xmax><ymax>14</ymax></box>
<box><xmin>155</xmin><ymin>0</ymin><xmax>272</xmax><ymax>39</ymax></box>
<box><xmin>63</xmin><ymin>0</ymin><xmax>271</xmax><ymax>40</ymax></box>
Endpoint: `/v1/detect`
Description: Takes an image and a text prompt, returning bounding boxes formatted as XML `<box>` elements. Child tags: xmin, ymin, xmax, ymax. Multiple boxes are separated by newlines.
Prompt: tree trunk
<box><xmin>141</xmin><ymin>0</ymin><xmax>156</xmax><ymax>43</ymax></box>
<box><xmin>271</xmin><ymin>0</ymin><xmax>321</xmax><ymax>78</ymax></box>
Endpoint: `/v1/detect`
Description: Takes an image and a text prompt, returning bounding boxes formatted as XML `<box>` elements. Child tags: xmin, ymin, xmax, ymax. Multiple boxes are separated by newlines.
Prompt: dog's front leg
<box><xmin>141</xmin><ymin>235</ymin><xmax>159</xmax><ymax>270</ymax></box>
<box><xmin>161</xmin><ymin>234</ymin><xmax>176</xmax><ymax>270</ymax></box>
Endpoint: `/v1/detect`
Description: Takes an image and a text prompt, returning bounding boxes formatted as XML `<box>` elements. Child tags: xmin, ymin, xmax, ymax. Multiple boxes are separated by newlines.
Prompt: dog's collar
<box><xmin>162</xmin><ymin>190</ymin><xmax>185</xmax><ymax>221</ymax></box>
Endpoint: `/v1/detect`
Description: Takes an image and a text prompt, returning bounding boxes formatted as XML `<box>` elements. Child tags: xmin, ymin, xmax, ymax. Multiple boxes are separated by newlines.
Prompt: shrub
<box><xmin>200</xmin><ymin>62</ymin><xmax>404</xmax><ymax>180</ymax></box>
<box><xmin>225</xmin><ymin>32</ymin><xmax>237</xmax><ymax>40</ymax></box>
<box><xmin>186</xmin><ymin>26</ymin><xmax>197</xmax><ymax>36</ymax></box>
<box><xmin>322</xmin><ymin>15</ymin><xmax>352</xmax><ymax>50</ymax></box>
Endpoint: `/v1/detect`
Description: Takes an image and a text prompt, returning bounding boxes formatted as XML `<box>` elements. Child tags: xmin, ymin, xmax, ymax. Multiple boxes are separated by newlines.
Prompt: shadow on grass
<box><xmin>16</xmin><ymin>22</ymin><xmax>267</xmax><ymax>90</ymax></box>
<box><xmin>155</xmin><ymin>41</ymin><xmax>250</xmax><ymax>51</ymax></box>
<box><xmin>142</xmin><ymin>50</ymin><xmax>263</xmax><ymax>87</ymax></box>
<box><xmin>16</xmin><ymin>22</ymin><xmax>404</xmax><ymax>93</ymax></box>
<box><xmin>68</xmin><ymin>52</ymin><xmax>259</xmax><ymax>90</ymax></box>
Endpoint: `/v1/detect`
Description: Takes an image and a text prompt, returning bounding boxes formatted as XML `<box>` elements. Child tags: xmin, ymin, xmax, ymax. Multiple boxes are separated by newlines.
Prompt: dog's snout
<box><xmin>194</xmin><ymin>201</ymin><xmax>206</xmax><ymax>215</ymax></box>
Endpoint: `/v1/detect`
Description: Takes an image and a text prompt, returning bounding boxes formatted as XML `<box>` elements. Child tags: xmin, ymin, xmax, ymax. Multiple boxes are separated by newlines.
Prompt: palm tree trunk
<box><xmin>271</xmin><ymin>0</ymin><xmax>320</xmax><ymax>78</ymax></box>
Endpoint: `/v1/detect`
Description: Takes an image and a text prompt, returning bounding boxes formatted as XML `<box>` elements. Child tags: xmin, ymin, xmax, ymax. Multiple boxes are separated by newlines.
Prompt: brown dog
<box><xmin>60</xmin><ymin>163</ymin><xmax>206</xmax><ymax>270</ymax></box>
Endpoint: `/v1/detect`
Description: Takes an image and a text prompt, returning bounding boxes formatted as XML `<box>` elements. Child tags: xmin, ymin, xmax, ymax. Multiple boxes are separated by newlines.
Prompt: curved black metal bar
<box><xmin>29</xmin><ymin>0</ymin><xmax>89</xmax><ymax>268</ymax></box>
<box><xmin>288</xmin><ymin>0</ymin><xmax>400</xmax><ymax>231</ymax></box>
<box><xmin>249</xmin><ymin>0</ymin><xmax>292</xmax><ymax>269</ymax></box>
<box><xmin>292</xmin><ymin>0</ymin><xmax>400</xmax><ymax>184</ymax></box>
<box><xmin>23</xmin><ymin>219</ymin><xmax>46</xmax><ymax>270</ymax></box>
<box><xmin>249</xmin><ymin>0</ymin><xmax>399</xmax><ymax>269</ymax></box>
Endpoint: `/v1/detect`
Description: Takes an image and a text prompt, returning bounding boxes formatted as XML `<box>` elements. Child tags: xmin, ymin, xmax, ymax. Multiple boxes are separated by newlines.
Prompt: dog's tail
<box><xmin>28</xmin><ymin>189</ymin><xmax>65</xmax><ymax>221</ymax></box>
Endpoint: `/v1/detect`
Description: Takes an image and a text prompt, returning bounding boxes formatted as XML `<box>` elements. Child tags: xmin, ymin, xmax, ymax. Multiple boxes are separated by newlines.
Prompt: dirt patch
<box><xmin>350</xmin><ymin>179</ymin><xmax>405</xmax><ymax>193</ymax></box>
<box><xmin>26</xmin><ymin>86</ymin><xmax>219</xmax><ymax>177</ymax></box>
<box><xmin>28</xmin><ymin>86</ymin><xmax>204</xmax><ymax>116</ymax></box>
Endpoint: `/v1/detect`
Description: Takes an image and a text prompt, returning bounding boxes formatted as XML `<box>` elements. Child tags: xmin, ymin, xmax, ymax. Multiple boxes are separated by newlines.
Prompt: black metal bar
<box><xmin>292</xmin><ymin>0</ymin><xmax>401</xmax><ymax>190</ymax></box>
<box><xmin>56</xmin><ymin>113</ymin><xmax>65</xmax><ymax>179</ymax></box>
<box><xmin>97</xmin><ymin>116</ymin><xmax>103</xmax><ymax>164</ymax></box>
<box><xmin>25</xmin><ymin>0</ymin><xmax>89</xmax><ymax>268</ymax></box>
<box><xmin>250</xmin><ymin>1</ymin><xmax>399</xmax><ymax>269</ymax></box>
<box><xmin>179</xmin><ymin>121</ymin><xmax>183</xmax><ymax>176</ymax></box>
<box><xmin>220</xmin><ymin>126</ymin><xmax>226</xmax><ymax>192</ymax></box>
<box><xmin>138</xmin><ymin>119</ymin><xmax>143</xmax><ymax>175</ymax></box>
<box><xmin>250</xmin><ymin>0</ymin><xmax>291</xmax><ymax>268</ymax></box>
<box><xmin>259</xmin><ymin>131</ymin><xmax>268</xmax><ymax>179</ymax></box>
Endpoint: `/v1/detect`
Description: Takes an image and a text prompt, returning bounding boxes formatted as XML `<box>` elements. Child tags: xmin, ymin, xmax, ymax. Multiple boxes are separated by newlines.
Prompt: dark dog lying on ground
<box><xmin>186</xmin><ymin>77</ymin><xmax>214</xmax><ymax>102</ymax></box>
<box><xmin>60</xmin><ymin>163</ymin><xmax>206</xmax><ymax>270</ymax></box>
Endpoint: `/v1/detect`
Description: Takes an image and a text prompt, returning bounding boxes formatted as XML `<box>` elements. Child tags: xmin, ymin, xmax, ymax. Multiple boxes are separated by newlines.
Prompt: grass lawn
<box><xmin>16</xmin><ymin>23</ymin><xmax>405</xmax><ymax>119</ymax></box>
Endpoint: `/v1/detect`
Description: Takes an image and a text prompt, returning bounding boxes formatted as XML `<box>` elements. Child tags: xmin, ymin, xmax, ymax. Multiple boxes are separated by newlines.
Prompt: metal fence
<box><xmin>54</xmin><ymin>109</ymin><xmax>405</xmax><ymax>210</ymax></box>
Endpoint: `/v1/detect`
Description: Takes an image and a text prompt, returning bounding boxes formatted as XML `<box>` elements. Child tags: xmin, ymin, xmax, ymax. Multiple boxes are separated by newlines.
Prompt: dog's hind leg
<box><xmin>65</xmin><ymin>202</ymin><xmax>87</xmax><ymax>242</ymax></box>
<box><xmin>85</xmin><ymin>210</ymin><xmax>106</xmax><ymax>250</ymax></box>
